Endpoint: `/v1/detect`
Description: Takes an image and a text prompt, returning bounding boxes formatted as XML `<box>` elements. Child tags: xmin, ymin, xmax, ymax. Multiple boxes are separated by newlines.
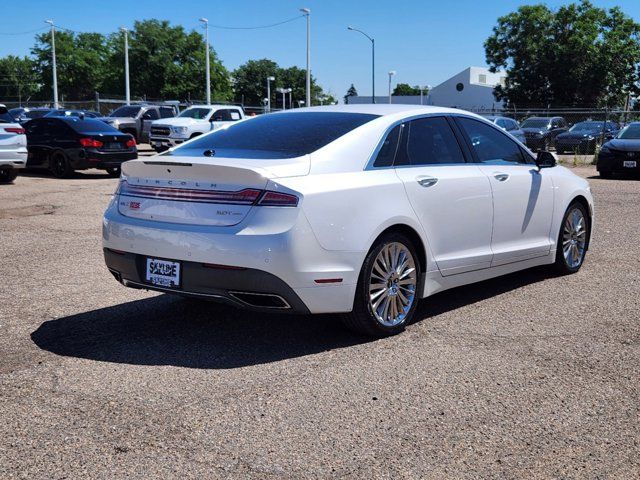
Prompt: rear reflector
<box><xmin>4</xmin><ymin>127</ymin><xmax>25</xmax><ymax>134</ymax></box>
<box><xmin>314</xmin><ymin>278</ymin><xmax>343</xmax><ymax>284</ymax></box>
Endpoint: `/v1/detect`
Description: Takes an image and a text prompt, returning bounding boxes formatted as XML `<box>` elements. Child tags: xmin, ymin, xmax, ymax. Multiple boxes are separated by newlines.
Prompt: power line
<box><xmin>207</xmin><ymin>15</ymin><xmax>304</xmax><ymax>30</ymax></box>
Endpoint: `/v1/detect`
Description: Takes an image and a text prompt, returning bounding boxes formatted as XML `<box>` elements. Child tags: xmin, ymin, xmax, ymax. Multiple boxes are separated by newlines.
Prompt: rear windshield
<box><xmin>65</xmin><ymin>118</ymin><xmax>120</xmax><ymax>133</ymax></box>
<box><xmin>617</xmin><ymin>124</ymin><xmax>640</xmax><ymax>140</ymax></box>
<box><xmin>110</xmin><ymin>106</ymin><xmax>141</xmax><ymax>118</ymax></box>
<box><xmin>0</xmin><ymin>113</ymin><xmax>13</xmax><ymax>123</ymax></box>
<box><xmin>570</xmin><ymin>121</ymin><xmax>603</xmax><ymax>131</ymax></box>
<box><xmin>167</xmin><ymin>112</ymin><xmax>379</xmax><ymax>159</ymax></box>
<box><xmin>521</xmin><ymin>118</ymin><xmax>551</xmax><ymax>128</ymax></box>
<box><xmin>24</xmin><ymin>110</ymin><xmax>50</xmax><ymax>119</ymax></box>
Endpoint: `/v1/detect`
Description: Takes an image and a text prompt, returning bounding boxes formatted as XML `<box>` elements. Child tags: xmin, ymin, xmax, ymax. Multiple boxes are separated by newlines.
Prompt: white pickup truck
<box><xmin>149</xmin><ymin>105</ymin><xmax>245</xmax><ymax>152</ymax></box>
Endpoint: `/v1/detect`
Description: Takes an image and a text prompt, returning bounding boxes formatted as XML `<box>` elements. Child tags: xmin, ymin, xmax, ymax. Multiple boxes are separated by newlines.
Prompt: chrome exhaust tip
<box><xmin>228</xmin><ymin>291</ymin><xmax>291</xmax><ymax>309</ymax></box>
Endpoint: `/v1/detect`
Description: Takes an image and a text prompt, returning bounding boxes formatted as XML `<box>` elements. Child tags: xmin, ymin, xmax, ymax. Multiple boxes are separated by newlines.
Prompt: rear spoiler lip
<box><xmin>142</xmin><ymin>161</ymin><xmax>193</xmax><ymax>167</ymax></box>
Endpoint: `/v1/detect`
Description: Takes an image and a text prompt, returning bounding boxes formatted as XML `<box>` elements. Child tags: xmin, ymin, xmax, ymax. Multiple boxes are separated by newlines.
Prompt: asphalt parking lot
<box><xmin>1</xmin><ymin>164</ymin><xmax>638</xmax><ymax>479</ymax></box>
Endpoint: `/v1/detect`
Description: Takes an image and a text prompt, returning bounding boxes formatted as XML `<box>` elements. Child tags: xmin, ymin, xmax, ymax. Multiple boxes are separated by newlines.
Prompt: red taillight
<box><xmin>79</xmin><ymin>137</ymin><xmax>103</xmax><ymax>148</ymax></box>
<box><xmin>126</xmin><ymin>138</ymin><xmax>136</xmax><ymax>148</ymax></box>
<box><xmin>258</xmin><ymin>191</ymin><xmax>299</xmax><ymax>207</ymax></box>
<box><xmin>5</xmin><ymin>127</ymin><xmax>25</xmax><ymax>134</ymax></box>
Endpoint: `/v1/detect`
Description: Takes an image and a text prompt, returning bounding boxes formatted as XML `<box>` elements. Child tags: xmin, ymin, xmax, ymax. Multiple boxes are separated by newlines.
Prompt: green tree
<box><xmin>392</xmin><ymin>83</ymin><xmax>421</xmax><ymax>96</ymax></box>
<box><xmin>32</xmin><ymin>30</ymin><xmax>109</xmax><ymax>100</ymax></box>
<box><xmin>233</xmin><ymin>59</ymin><xmax>330</xmax><ymax>107</ymax></box>
<box><xmin>344</xmin><ymin>83</ymin><xmax>358</xmax><ymax>104</ymax></box>
<box><xmin>0</xmin><ymin>56</ymin><xmax>40</xmax><ymax>103</ymax></box>
<box><xmin>104</xmin><ymin>20</ymin><xmax>231</xmax><ymax>101</ymax></box>
<box><xmin>485</xmin><ymin>0</ymin><xmax>640</xmax><ymax>107</ymax></box>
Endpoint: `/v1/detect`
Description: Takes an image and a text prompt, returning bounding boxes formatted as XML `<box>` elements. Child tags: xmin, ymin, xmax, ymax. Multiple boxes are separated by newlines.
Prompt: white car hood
<box><xmin>153</xmin><ymin>117</ymin><xmax>208</xmax><ymax>127</ymax></box>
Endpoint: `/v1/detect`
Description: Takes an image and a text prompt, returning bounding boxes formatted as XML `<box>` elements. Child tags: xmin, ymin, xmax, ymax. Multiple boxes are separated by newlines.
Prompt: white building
<box><xmin>348</xmin><ymin>66</ymin><xmax>506</xmax><ymax>111</ymax></box>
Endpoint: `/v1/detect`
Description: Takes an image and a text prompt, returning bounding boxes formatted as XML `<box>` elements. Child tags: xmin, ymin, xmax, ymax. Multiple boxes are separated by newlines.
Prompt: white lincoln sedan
<box><xmin>103</xmin><ymin>105</ymin><xmax>593</xmax><ymax>336</ymax></box>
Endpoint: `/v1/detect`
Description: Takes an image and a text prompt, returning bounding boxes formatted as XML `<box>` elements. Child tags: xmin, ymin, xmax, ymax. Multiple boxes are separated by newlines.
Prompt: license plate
<box><xmin>104</xmin><ymin>142</ymin><xmax>123</xmax><ymax>150</ymax></box>
<box><xmin>623</xmin><ymin>160</ymin><xmax>636</xmax><ymax>168</ymax></box>
<box><xmin>145</xmin><ymin>258</ymin><xmax>181</xmax><ymax>288</ymax></box>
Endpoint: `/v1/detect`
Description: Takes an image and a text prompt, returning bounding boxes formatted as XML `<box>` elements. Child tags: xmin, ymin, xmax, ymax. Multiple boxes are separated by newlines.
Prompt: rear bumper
<box><xmin>597</xmin><ymin>152</ymin><xmax>640</xmax><ymax>174</ymax></box>
<box><xmin>102</xmin><ymin>202</ymin><xmax>362</xmax><ymax>314</ymax></box>
<box><xmin>0</xmin><ymin>147</ymin><xmax>28</xmax><ymax>169</ymax></box>
<box><xmin>70</xmin><ymin>149</ymin><xmax>138</xmax><ymax>170</ymax></box>
<box><xmin>104</xmin><ymin>248</ymin><xmax>310</xmax><ymax>313</ymax></box>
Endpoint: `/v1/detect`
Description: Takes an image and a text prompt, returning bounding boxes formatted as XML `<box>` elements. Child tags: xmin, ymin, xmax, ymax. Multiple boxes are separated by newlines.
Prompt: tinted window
<box><xmin>496</xmin><ymin>118</ymin><xmax>508</xmax><ymax>129</ymax></box>
<box><xmin>64</xmin><ymin>118</ymin><xmax>120</xmax><ymax>133</ymax></box>
<box><xmin>160</xmin><ymin>107</ymin><xmax>174</xmax><ymax>118</ymax></box>
<box><xmin>0</xmin><ymin>112</ymin><xmax>12</xmax><ymax>123</ymax></box>
<box><xmin>458</xmin><ymin>117</ymin><xmax>526</xmax><ymax>165</ymax></box>
<box><xmin>395</xmin><ymin>117</ymin><xmax>465</xmax><ymax>166</ymax></box>
<box><xmin>45</xmin><ymin>119</ymin><xmax>69</xmax><ymax>136</ymax></box>
<box><xmin>507</xmin><ymin>119</ymin><xmax>519</xmax><ymax>131</ymax></box>
<box><xmin>521</xmin><ymin>118</ymin><xmax>550</xmax><ymax>129</ymax></box>
<box><xmin>143</xmin><ymin>109</ymin><xmax>159</xmax><ymax>120</ymax></box>
<box><xmin>24</xmin><ymin>110</ymin><xmax>50</xmax><ymax>119</ymax></box>
<box><xmin>618</xmin><ymin>124</ymin><xmax>640</xmax><ymax>139</ymax></box>
<box><xmin>212</xmin><ymin>109</ymin><xmax>240</xmax><ymax>121</ymax></box>
<box><xmin>373</xmin><ymin>125</ymin><xmax>402</xmax><ymax>167</ymax></box>
<box><xmin>25</xmin><ymin>120</ymin><xmax>45</xmax><ymax>135</ymax></box>
<box><xmin>179</xmin><ymin>108</ymin><xmax>212</xmax><ymax>119</ymax></box>
<box><xmin>110</xmin><ymin>106</ymin><xmax>141</xmax><ymax>118</ymax></box>
<box><xmin>168</xmin><ymin>112</ymin><xmax>379</xmax><ymax>159</ymax></box>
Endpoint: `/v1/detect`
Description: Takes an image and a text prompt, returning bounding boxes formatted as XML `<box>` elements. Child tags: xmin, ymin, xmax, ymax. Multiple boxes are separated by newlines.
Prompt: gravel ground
<box><xmin>0</xmin><ymin>165</ymin><xmax>638</xmax><ymax>479</ymax></box>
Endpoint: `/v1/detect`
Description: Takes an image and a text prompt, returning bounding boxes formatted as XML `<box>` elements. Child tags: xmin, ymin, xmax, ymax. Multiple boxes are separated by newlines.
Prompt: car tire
<box><xmin>553</xmin><ymin>202</ymin><xmax>590</xmax><ymax>275</ymax></box>
<box><xmin>0</xmin><ymin>168</ymin><xmax>18</xmax><ymax>184</ymax></box>
<box><xmin>50</xmin><ymin>151</ymin><xmax>74</xmax><ymax>179</ymax></box>
<box><xmin>106</xmin><ymin>166</ymin><xmax>121</xmax><ymax>178</ymax></box>
<box><xmin>341</xmin><ymin>232</ymin><xmax>421</xmax><ymax>337</ymax></box>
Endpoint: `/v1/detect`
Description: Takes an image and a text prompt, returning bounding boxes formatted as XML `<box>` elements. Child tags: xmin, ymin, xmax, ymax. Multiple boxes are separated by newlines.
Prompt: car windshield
<box><xmin>110</xmin><ymin>106</ymin><xmax>141</xmax><ymax>118</ymax></box>
<box><xmin>521</xmin><ymin>118</ymin><xmax>551</xmax><ymax>128</ymax></box>
<box><xmin>167</xmin><ymin>112</ymin><xmax>380</xmax><ymax>159</ymax></box>
<box><xmin>617</xmin><ymin>124</ymin><xmax>640</xmax><ymax>140</ymax></box>
<box><xmin>178</xmin><ymin>108</ymin><xmax>211</xmax><ymax>119</ymax></box>
<box><xmin>569</xmin><ymin>121</ymin><xmax>603</xmax><ymax>132</ymax></box>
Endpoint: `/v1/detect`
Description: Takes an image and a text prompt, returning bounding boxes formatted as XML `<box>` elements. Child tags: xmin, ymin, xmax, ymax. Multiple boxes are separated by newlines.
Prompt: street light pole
<box><xmin>266</xmin><ymin>76</ymin><xmax>275</xmax><ymax>112</ymax></box>
<box><xmin>300</xmin><ymin>8</ymin><xmax>311</xmax><ymax>107</ymax></box>
<box><xmin>288</xmin><ymin>88</ymin><xmax>293</xmax><ymax>109</ymax></box>
<box><xmin>45</xmin><ymin>20</ymin><xmax>58</xmax><ymax>108</ymax></box>
<box><xmin>388</xmin><ymin>71</ymin><xmax>396</xmax><ymax>104</ymax></box>
<box><xmin>347</xmin><ymin>26</ymin><xmax>375</xmax><ymax>103</ymax></box>
<box><xmin>121</xmin><ymin>27</ymin><xmax>130</xmax><ymax>105</ymax></box>
<box><xmin>199</xmin><ymin>18</ymin><xmax>211</xmax><ymax>105</ymax></box>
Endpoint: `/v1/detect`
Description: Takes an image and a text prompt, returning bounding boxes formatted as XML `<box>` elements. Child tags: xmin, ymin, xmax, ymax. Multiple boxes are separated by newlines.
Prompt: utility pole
<box><xmin>121</xmin><ymin>27</ymin><xmax>130</xmax><ymax>105</ymax></box>
<box><xmin>388</xmin><ymin>71</ymin><xmax>396</xmax><ymax>104</ymax></box>
<box><xmin>300</xmin><ymin>8</ymin><xmax>311</xmax><ymax>107</ymax></box>
<box><xmin>266</xmin><ymin>76</ymin><xmax>275</xmax><ymax>112</ymax></box>
<box><xmin>45</xmin><ymin>20</ymin><xmax>58</xmax><ymax>108</ymax></box>
<box><xmin>199</xmin><ymin>18</ymin><xmax>211</xmax><ymax>105</ymax></box>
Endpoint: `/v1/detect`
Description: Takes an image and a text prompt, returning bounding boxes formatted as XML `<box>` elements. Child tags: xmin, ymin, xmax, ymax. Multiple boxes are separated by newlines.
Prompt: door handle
<box><xmin>494</xmin><ymin>173</ymin><xmax>510</xmax><ymax>182</ymax></box>
<box><xmin>416</xmin><ymin>176</ymin><xmax>438</xmax><ymax>188</ymax></box>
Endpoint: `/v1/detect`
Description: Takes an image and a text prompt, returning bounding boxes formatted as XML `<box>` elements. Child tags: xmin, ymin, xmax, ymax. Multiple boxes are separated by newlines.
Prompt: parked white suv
<box><xmin>149</xmin><ymin>105</ymin><xmax>245</xmax><ymax>152</ymax></box>
<box><xmin>0</xmin><ymin>104</ymin><xmax>27</xmax><ymax>183</ymax></box>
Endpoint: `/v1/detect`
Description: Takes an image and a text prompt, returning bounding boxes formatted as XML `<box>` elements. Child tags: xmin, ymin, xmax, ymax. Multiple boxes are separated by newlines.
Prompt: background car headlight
<box><xmin>172</xmin><ymin>126</ymin><xmax>188</xmax><ymax>134</ymax></box>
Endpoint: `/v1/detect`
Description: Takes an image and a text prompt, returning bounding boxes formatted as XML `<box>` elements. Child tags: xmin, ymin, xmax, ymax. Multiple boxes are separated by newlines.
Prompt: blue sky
<box><xmin>1</xmin><ymin>0</ymin><xmax>639</xmax><ymax>100</ymax></box>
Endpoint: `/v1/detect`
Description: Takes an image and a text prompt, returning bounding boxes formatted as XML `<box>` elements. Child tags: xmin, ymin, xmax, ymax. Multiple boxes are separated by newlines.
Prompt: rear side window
<box><xmin>25</xmin><ymin>120</ymin><xmax>45</xmax><ymax>135</ymax></box>
<box><xmin>457</xmin><ymin>117</ymin><xmax>526</xmax><ymax>165</ymax></box>
<box><xmin>212</xmin><ymin>109</ymin><xmax>241</xmax><ymax>121</ymax></box>
<box><xmin>160</xmin><ymin>107</ymin><xmax>174</xmax><ymax>118</ymax></box>
<box><xmin>373</xmin><ymin>125</ymin><xmax>402</xmax><ymax>167</ymax></box>
<box><xmin>169</xmin><ymin>112</ymin><xmax>379</xmax><ymax>159</ymax></box>
<box><xmin>143</xmin><ymin>109</ymin><xmax>159</xmax><ymax>120</ymax></box>
<box><xmin>395</xmin><ymin>117</ymin><xmax>466</xmax><ymax>166</ymax></box>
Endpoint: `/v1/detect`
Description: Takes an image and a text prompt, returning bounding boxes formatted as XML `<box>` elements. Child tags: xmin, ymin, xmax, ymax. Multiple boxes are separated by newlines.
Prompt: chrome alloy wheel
<box><xmin>368</xmin><ymin>242</ymin><xmax>417</xmax><ymax>327</ymax></box>
<box><xmin>562</xmin><ymin>207</ymin><xmax>587</xmax><ymax>268</ymax></box>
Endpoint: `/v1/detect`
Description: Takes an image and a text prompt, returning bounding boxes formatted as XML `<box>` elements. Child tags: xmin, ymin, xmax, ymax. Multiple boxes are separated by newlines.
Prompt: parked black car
<box><xmin>9</xmin><ymin>107</ymin><xmax>54</xmax><ymax>124</ymax></box>
<box><xmin>597</xmin><ymin>122</ymin><xmax>640</xmax><ymax>178</ymax></box>
<box><xmin>555</xmin><ymin>121</ymin><xmax>619</xmax><ymax>154</ymax></box>
<box><xmin>45</xmin><ymin>109</ymin><xmax>102</xmax><ymax>119</ymax></box>
<box><xmin>25</xmin><ymin>117</ymin><xmax>137</xmax><ymax>178</ymax></box>
<box><xmin>520</xmin><ymin>116</ymin><xmax>569</xmax><ymax>151</ymax></box>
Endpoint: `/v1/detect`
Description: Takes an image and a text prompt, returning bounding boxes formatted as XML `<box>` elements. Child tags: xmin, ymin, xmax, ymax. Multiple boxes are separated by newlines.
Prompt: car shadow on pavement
<box><xmin>20</xmin><ymin>169</ymin><xmax>114</xmax><ymax>180</ymax></box>
<box><xmin>31</xmin><ymin>266</ymin><xmax>556</xmax><ymax>370</ymax></box>
<box><xmin>30</xmin><ymin>294</ymin><xmax>368</xmax><ymax>369</ymax></box>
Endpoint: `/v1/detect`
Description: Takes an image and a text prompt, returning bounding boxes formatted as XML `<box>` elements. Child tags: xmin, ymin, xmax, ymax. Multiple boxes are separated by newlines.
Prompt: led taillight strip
<box><xmin>119</xmin><ymin>181</ymin><xmax>262</xmax><ymax>205</ymax></box>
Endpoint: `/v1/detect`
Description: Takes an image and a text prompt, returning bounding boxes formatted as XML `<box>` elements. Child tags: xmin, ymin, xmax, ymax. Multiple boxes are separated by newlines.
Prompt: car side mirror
<box><xmin>536</xmin><ymin>151</ymin><xmax>556</xmax><ymax>169</ymax></box>
<box><xmin>142</xmin><ymin>112</ymin><xmax>152</xmax><ymax>120</ymax></box>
